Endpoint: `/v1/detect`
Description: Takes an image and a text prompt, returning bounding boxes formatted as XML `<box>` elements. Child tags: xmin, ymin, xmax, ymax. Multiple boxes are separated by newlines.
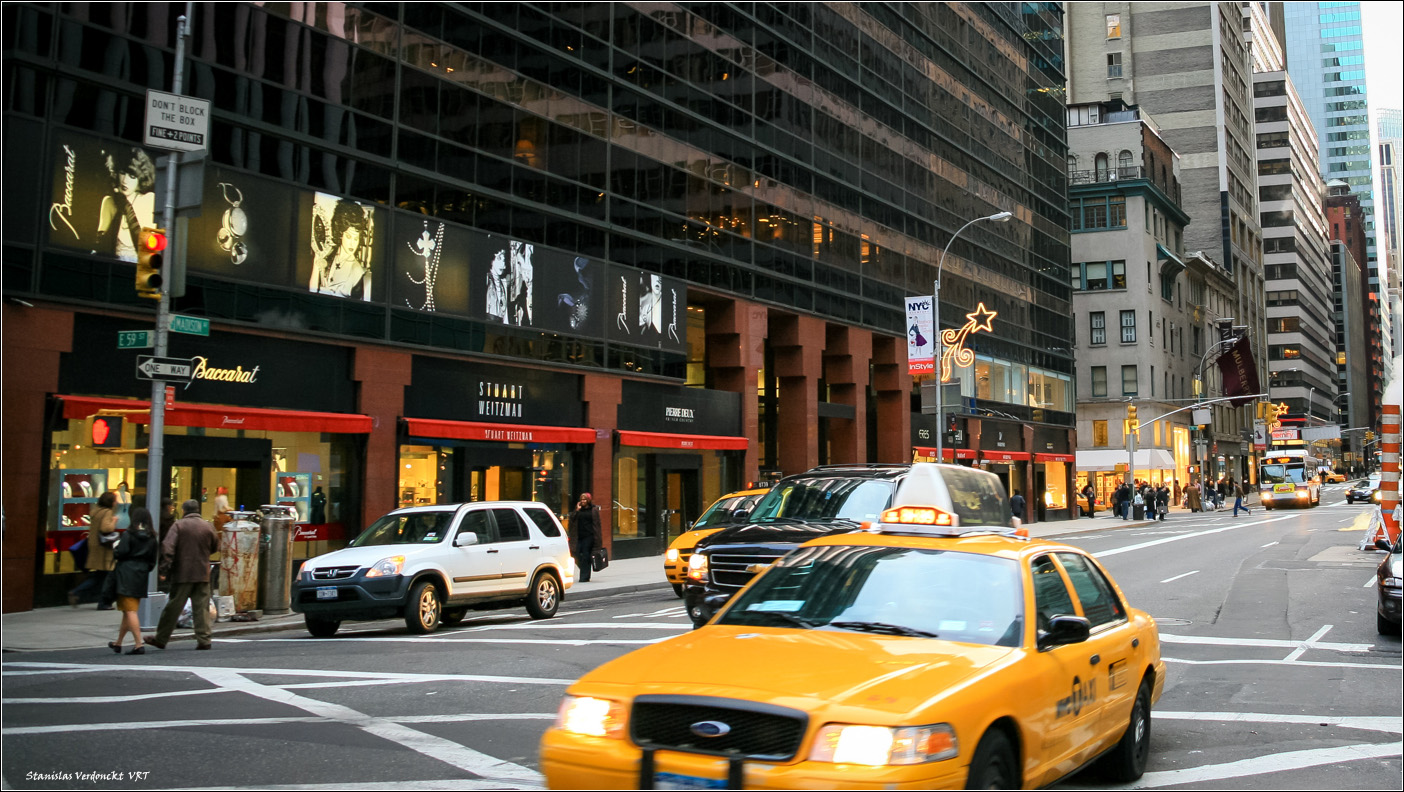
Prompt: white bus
<box><xmin>1258</xmin><ymin>449</ymin><xmax>1322</xmax><ymax>509</ymax></box>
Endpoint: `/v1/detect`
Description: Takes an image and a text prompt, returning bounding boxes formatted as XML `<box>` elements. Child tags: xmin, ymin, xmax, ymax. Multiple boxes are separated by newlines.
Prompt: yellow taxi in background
<box><xmin>543</xmin><ymin>464</ymin><xmax>1165</xmax><ymax>790</ymax></box>
<box><xmin>1323</xmin><ymin>471</ymin><xmax>1347</xmax><ymax>484</ymax></box>
<box><xmin>664</xmin><ymin>488</ymin><xmax>769</xmax><ymax>597</ymax></box>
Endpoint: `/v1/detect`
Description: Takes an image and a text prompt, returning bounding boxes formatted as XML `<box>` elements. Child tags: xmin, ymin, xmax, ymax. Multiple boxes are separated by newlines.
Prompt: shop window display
<box><xmin>396</xmin><ymin>443</ymin><xmax>580</xmax><ymax>521</ymax></box>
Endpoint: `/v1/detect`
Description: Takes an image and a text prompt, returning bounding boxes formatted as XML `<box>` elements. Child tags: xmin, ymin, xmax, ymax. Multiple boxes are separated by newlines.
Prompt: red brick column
<box><xmin>3</xmin><ymin>305</ymin><xmax>74</xmax><ymax>612</ymax></box>
<box><xmin>706</xmin><ymin>299</ymin><xmax>766</xmax><ymax>483</ymax></box>
<box><xmin>353</xmin><ymin>346</ymin><xmax>413</xmax><ymax>526</ymax></box>
<box><xmin>773</xmin><ymin>314</ymin><xmax>824</xmax><ymax>476</ymax></box>
<box><xmin>582</xmin><ymin>374</ymin><xmax>622</xmax><ymax>551</ymax></box>
<box><xmin>824</xmin><ymin>325</ymin><xmax>871</xmax><ymax>463</ymax></box>
<box><xmin>871</xmin><ymin>334</ymin><xmax>910</xmax><ymax>463</ymax></box>
<box><xmin>1022</xmin><ymin>423</ymin><xmax>1037</xmax><ymax>525</ymax></box>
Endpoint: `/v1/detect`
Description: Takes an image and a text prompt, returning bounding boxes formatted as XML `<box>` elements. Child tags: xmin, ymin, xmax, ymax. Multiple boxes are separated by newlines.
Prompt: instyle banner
<box><xmin>1216</xmin><ymin>335</ymin><xmax>1262</xmax><ymax>407</ymax></box>
<box><xmin>905</xmin><ymin>295</ymin><xmax>934</xmax><ymax>375</ymax></box>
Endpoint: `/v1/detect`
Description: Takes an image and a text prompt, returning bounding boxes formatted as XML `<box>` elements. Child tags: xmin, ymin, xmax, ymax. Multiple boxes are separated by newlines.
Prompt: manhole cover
<box><xmin>1154</xmin><ymin>617</ymin><xmax>1193</xmax><ymax>626</ymax></box>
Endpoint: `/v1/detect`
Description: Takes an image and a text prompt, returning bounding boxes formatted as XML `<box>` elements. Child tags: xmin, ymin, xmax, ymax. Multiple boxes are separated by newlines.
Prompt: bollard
<box><xmin>219</xmin><ymin>510</ymin><xmax>261</xmax><ymax>613</ymax></box>
<box><xmin>258</xmin><ymin>504</ymin><xmax>297</xmax><ymax>615</ymax></box>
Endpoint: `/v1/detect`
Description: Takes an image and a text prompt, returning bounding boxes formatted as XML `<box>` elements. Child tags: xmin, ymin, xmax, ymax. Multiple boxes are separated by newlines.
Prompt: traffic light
<box><xmin>1126</xmin><ymin>404</ymin><xmax>1139</xmax><ymax>435</ymax></box>
<box><xmin>1366</xmin><ymin>430</ymin><xmax>1375</xmax><ymax>443</ymax></box>
<box><xmin>136</xmin><ymin>227</ymin><xmax>167</xmax><ymax>299</ymax></box>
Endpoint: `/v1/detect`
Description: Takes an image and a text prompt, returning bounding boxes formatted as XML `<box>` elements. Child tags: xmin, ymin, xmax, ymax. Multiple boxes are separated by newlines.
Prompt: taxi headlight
<box><xmin>809</xmin><ymin>723</ymin><xmax>957</xmax><ymax>766</ymax></box>
<box><xmin>555</xmin><ymin>695</ymin><xmax>627</xmax><ymax>738</ymax></box>
<box><xmin>364</xmin><ymin>556</ymin><xmax>405</xmax><ymax>578</ymax></box>
<box><xmin>1383</xmin><ymin>576</ymin><xmax>1402</xmax><ymax>590</ymax></box>
<box><xmin>688</xmin><ymin>553</ymin><xmax>708</xmax><ymax>581</ymax></box>
<box><xmin>666</xmin><ymin>548</ymin><xmax>680</xmax><ymax>562</ymax></box>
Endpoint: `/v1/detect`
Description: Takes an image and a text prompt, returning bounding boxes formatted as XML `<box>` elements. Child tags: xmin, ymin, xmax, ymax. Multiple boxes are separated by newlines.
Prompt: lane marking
<box><xmin>1164</xmin><ymin>657</ymin><xmax>1400</xmax><ymax>670</ymax></box>
<box><xmin>467</xmin><ymin>622</ymin><xmax>691</xmax><ymax>631</ymax></box>
<box><xmin>1261</xmin><ymin>541</ymin><xmax>1278</xmax><ymax>548</ymax></box>
<box><xmin>195</xmin><ymin>668</ymin><xmax>544</xmax><ymax>787</ymax></box>
<box><xmin>2</xmin><ymin>712</ymin><xmax>557</xmax><ymax>737</ymax></box>
<box><xmin>1365</xmin><ymin>575</ymin><xmax>1377</xmax><ymax>588</ymax></box>
<box><xmin>224</xmin><ymin>636</ymin><xmax>668</xmax><ymax>647</ymax></box>
<box><xmin>185</xmin><ymin>781</ymin><xmax>526</xmax><ymax>791</ymax></box>
<box><xmin>1284</xmin><ymin>624</ymin><xmax>1333</xmax><ymax>662</ymax></box>
<box><xmin>1159</xmin><ymin>632</ymin><xmax>1373</xmax><ymax>652</ymax></box>
<box><xmin>1</xmin><ymin>661</ymin><xmax>575</xmax><ymax>686</ymax></box>
<box><xmin>1156</xmin><ymin>711</ymin><xmax>1402</xmax><ymax>734</ymax></box>
<box><xmin>1160</xmin><ymin>570</ymin><xmax>1199</xmax><ymax>584</ymax></box>
<box><xmin>4</xmin><ymin>688</ymin><xmax>234</xmax><ymax>705</ymax></box>
<box><xmin>1124</xmin><ymin>741</ymin><xmax>1402</xmax><ymax>788</ymax></box>
<box><xmin>1094</xmin><ymin>515</ymin><xmax>1294</xmax><ymax>558</ymax></box>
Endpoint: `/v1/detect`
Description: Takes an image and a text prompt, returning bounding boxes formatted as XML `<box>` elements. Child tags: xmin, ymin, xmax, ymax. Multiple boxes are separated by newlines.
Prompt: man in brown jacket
<box><xmin>146</xmin><ymin>499</ymin><xmax>219</xmax><ymax>650</ymax></box>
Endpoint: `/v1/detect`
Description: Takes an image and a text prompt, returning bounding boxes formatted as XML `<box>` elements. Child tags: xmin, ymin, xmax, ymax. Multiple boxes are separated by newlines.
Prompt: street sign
<box><xmin>135</xmin><ymin>355</ymin><xmax>194</xmax><ymax>382</ymax></box>
<box><xmin>169</xmin><ymin>314</ymin><xmax>209</xmax><ymax>336</ymax></box>
<box><xmin>117</xmin><ymin>330</ymin><xmax>153</xmax><ymax>349</ymax></box>
<box><xmin>143</xmin><ymin>89</ymin><xmax>210</xmax><ymax>152</ymax></box>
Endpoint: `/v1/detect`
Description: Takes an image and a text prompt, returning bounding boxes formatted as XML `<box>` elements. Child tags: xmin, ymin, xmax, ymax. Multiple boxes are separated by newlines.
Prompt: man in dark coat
<box><xmin>146</xmin><ymin>500</ymin><xmax>219</xmax><ymax>650</ymax></box>
<box><xmin>568</xmin><ymin>492</ymin><xmax>602</xmax><ymax>582</ymax></box>
<box><xmin>1155</xmin><ymin>484</ymin><xmax>1170</xmax><ymax>521</ymax></box>
<box><xmin>1010</xmin><ymin>490</ymin><xmax>1026</xmax><ymax>522</ymax></box>
<box><xmin>1115</xmin><ymin>481</ymin><xmax>1130</xmax><ymax>519</ymax></box>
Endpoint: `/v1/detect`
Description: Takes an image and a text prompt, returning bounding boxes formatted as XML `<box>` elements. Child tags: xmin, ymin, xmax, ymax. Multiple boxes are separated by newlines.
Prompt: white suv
<box><xmin>291</xmin><ymin>502</ymin><xmax>575</xmax><ymax>636</ymax></box>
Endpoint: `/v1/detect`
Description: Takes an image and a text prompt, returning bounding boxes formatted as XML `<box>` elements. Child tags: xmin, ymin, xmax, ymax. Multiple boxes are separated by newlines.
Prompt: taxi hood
<box><xmin>696</xmin><ymin>521</ymin><xmax>862</xmax><ymax>549</ymax></box>
<box><xmin>579</xmin><ymin>625</ymin><xmax>1017</xmax><ymax>719</ymax></box>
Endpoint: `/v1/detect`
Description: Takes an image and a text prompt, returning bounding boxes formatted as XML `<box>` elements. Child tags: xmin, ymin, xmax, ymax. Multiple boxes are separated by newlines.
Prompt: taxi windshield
<box><xmin>747</xmin><ymin>478</ymin><xmax>896</xmax><ymax>524</ymax></box>
<box><xmin>717</xmin><ymin>545</ymin><xmax>1024</xmax><ymax>647</ymax></box>
<box><xmin>693</xmin><ymin>493</ymin><xmax>764</xmax><ymax>529</ymax></box>
<box><xmin>1259</xmin><ymin>465</ymin><xmax>1305</xmax><ymax>485</ymax></box>
<box><xmin>350</xmin><ymin>511</ymin><xmax>454</xmax><ymax>547</ymax></box>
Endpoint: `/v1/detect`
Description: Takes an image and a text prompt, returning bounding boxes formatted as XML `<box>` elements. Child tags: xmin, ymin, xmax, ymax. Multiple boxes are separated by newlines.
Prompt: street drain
<box><xmin>1154</xmin><ymin>617</ymin><xmax>1193</xmax><ymax>626</ymax></box>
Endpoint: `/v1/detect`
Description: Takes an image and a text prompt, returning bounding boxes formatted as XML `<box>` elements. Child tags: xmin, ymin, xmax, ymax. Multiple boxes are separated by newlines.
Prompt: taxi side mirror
<box><xmin>1038</xmin><ymin>615</ymin><xmax>1091</xmax><ymax>650</ymax></box>
<box><xmin>1377</xmin><ymin>538</ymin><xmax>1396</xmax><ymax>552</ymax></box>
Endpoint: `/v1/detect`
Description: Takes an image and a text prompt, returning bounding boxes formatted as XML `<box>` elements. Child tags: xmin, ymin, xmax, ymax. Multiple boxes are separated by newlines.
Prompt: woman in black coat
<box><xmin>108</xmin><ymin>506</ymin><xmax>158</xmax><ymax>655</ymax></box>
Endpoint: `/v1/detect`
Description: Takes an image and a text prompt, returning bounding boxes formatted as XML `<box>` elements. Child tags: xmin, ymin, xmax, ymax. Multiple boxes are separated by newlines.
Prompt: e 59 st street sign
<box><xmin>136</xmin><ymin>355</ymin><xmax>194</xmax><ymax>383</ymax></box>
<box><xmin>117</xmin><ymin>330</ymin><xmax>154</xmax><ymax>349</ymax></box>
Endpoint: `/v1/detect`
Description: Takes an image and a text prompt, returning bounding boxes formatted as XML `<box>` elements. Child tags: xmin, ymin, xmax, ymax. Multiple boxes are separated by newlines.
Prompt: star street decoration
<box><xmin>940</xmin><ymin>301</ymin><xmax>998</xmax><ymax>383</ymax></box>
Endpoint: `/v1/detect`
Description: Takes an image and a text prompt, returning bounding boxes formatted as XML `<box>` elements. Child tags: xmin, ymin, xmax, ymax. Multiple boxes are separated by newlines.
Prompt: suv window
<box><xmin>490</xmin><ymin>508</ymin><xmax>529</xmax><ymax>542</ymax></box>
<box><xmin>750</xmin><ymin>477</ymin><xmax>896</xmax><ymax>523</ymax></box>
<box><xmin>523</xmin><ymin>506</ymin><xmax>562</xmax><ymax>537</ymax></box>
<box><xmin>351</xmin><ymin>511</ymin><xmax>453</xmax><ymax>546</ymax></box>
<box><xmin>1055</xmin><ymin>553</ymin><xmax>1126</xmax><ymax>628</ymax></box>
<box><xmin>457</xmin><ymin>510</ymin><xmax>491</xmax><ymax>543</ymax></box>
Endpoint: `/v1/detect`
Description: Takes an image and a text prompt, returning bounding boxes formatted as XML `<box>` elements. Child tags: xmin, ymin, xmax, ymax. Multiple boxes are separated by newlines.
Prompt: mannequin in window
<box><xmin>310</xmin><ymin>487</ymin><xmax>327</xmax><ymax>525</ymax></box>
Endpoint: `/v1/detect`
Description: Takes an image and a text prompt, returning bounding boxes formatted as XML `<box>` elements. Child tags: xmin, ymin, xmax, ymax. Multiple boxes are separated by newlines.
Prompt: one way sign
<box><xmin>136</xmin><ymin>355</ymin><xmax>194</xmax><ymax>382</ymax></box>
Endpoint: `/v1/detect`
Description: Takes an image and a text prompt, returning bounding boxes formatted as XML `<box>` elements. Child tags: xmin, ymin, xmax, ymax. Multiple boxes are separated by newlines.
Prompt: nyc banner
<box><xmin>906</xmin><ymin>295</ymin><xmax>934</xmax><ymax>375</ymax></box>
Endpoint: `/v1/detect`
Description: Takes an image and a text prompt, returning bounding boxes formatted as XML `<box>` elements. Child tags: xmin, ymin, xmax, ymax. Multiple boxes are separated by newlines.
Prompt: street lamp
<box><xmin>934</xmin><ymin>210</ymin><xmax>1012</xmax><ymax>461</ymax></box>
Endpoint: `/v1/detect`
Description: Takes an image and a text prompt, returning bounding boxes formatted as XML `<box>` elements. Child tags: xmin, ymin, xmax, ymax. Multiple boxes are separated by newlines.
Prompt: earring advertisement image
<box><xmin>298</xmin><ymin>192</ymin><xmax>382</xmax><ymax>302</ymax></box>
<box><xmin>183</xmin><ymin>166</ymin><xmax>295</xmax><ymax>286</ymax></box>
<box><xmin>46</xmin><ymin>131</ymin><xmax>158</xmax><ymax>262</ymax></box>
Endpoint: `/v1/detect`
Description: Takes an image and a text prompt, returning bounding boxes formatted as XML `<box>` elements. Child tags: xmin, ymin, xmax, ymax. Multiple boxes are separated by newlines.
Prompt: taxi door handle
<box><xmin>1089</xmin><ymin>654</ymin><xmax>1101</xmax><ymax>666</ymax></box>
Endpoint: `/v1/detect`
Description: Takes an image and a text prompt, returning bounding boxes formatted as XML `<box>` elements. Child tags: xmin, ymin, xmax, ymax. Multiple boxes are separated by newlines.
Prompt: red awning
<box><xmin>982</xmin><ymin>450</ymin><xmax>1032</xmax><ymax>462</ymax></box>
<box><xmin>1034</xmin><ymin>453</ymin><xmax>1075</xmax><ymax>463</ymax></box>
<box><xmin>913</xmin><ymin>446</ymin><xmax>977</xmax><ymax>460</ymax></box>
<box><xmin>617</xmin><ymin>430</ymin><xmax>749</xmax><ymax>451</ymax></box>
<box><xmin>59</xmin><ymin>396</ymin><xmax>372</xmax><ymax>434</ymax></box>
<box><xmin>403</xmin><ymin>417</ymin><xmax>595</xmax><ymax>445</ymax></box>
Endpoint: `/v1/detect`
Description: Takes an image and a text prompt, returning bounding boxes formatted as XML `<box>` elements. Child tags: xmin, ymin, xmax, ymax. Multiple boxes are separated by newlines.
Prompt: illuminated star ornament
<box><xmin>940</xmin><ymin>301</ymin><xmax>999</xmax><ymax>383</ymax></box>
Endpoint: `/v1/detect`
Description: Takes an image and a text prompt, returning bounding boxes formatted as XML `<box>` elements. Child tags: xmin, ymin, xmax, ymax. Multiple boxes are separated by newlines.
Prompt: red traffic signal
<box><xmin>143</xmin><ymin>230</ymin><xmax>168</xmax><ymax>253</ymax></box>
<box><xmin>136</xmin><ymin>227</ymin><xmax>166</xmax><ymax>299</ymax></box>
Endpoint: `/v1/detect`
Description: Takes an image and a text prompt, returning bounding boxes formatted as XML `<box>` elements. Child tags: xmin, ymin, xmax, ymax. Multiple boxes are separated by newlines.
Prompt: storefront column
<box><xmin>353</xmin><ymin>347</ymin><xmax>413</xmax><ymax>525</ymax></box>
<box><xmin>772</xmin><ymin>313</ymin><xmax>824</xmax><ymax>477</ymax></box>
<box><xmin>872</xmin><ymin>334</ymin><xmax>910</xmax><ymax>463</ymax></box>
<box><xmin>1022</xmin><ymin>424</ymin><xmax>1037</xmax><ymax>525</ymax></box>
<box><xmin>706</xmin><ymin>299</ymin><xmax>766</xmax><ymax>484</ymax></box>
<box><xmin>2</xmin><ymin>305</ymin><xmax>73</xmax><ymax>613</ymax></box>
<box><xmin>583</xmin><ymin>374</ymin><xmax>622</xmax><ymax>549</ymax></box>
<box><xmin>824</xmin><ymin>325</ymin><xmax>871</xmax><ymax>464</ymax></box>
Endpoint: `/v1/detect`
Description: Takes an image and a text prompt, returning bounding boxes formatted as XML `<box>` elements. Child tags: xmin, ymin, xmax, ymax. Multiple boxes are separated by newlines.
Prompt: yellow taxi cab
<box><xmin>664</xmin><ymin>488</ymin><xmax>770</xmax><ymax>597</ymax></box>
<box><xmin>542</xmin><ymin>463</ymin><xmax>1165</xmax><ymax>790</ymax></box>
<box><xmin>1323</xmin><ymin>471</ymin><xmax>1346</xmax><ymax>484</ymax></box>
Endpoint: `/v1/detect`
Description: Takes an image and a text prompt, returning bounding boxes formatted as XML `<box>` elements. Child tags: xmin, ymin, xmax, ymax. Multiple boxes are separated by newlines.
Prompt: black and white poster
<box><xmin>475</xmin><ymin>237</ymin><xmax>535</xmax><ymax>325</ymax></box>
<box><xmin>46</xmin><ymin>132</ymin><xmax>159</xmax><ymax>262</ymax></box>
<box><xmin>393</xmin><ymin>218</ymin><xmax>472</xmax><ymax>314</ymax></box>
<box><xmin>608</xmin><ymin>266</ymin><xmax>686</xmax><ymax>354</ymax></box>
<box><xmin>184</xmin><ymin>168</ymin><xmax>295</xmax><ymax>286</ymax></box>
<box><xmin>297</xmin><ymin>191</ymin><xmax>382</xmax><ymax>302</ymax></box>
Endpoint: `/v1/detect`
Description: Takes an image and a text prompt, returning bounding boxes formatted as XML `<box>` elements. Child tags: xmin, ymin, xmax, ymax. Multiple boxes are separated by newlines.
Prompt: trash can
<box><xmin>1132</xmin><ymin>502</ymin><xmax>1145</xmax><ymax>520</ymax></box>
<box><xmin>219</xmin><ymin>510</ymin><xmax>261</xmax><ymax>613</ymax></box>
<box><xmin>258</xmin><ymin>504</ymin><xmax>297</xmax><ymax>616</ymax></box>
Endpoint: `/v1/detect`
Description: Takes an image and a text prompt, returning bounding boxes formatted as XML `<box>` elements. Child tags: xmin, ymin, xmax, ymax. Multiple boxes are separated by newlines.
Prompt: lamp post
<box><xmin>934</xmin><ymin>210</ymin><xmax>1012</xmax><ymax>462</ymax></box>
<box><xmin>1193</xmin><ymin>336</ymin><xmax>1239</xmax><ymax>491</ymax></box>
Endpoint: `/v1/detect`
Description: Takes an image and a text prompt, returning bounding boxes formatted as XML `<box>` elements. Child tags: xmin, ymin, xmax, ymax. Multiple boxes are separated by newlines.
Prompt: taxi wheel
<box><xmin>965</xmin><ymin>729</ymin><xmax>1017</xmax><ymax>789</ymax></box>
<box><xmin>672</xmin><ymin>583</ymin><xmax>685</xmax><ymax>598</ymax></box>
<box><xmin>1099</xmin><ymin>677</ymin><xmax>1152</xmax><ymax>782</ymax></box>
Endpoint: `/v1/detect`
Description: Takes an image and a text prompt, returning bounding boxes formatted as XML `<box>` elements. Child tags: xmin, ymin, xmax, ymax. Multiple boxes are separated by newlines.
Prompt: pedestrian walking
<box><xmin>107</xmin><ymin>506</ymin><xmax>158</xmax><ymax>655</ymax></box>
<box><xmin>1081</xmin><ymin>483</ymin><xmax>1097</xmax><ymax>518</ymax></box>
<box><xmin>1010</xmin><ymin>490</ymin><xmax>1026</xmax><ymax>522</ymax></box>
<box><xmin>568</xmin><ymin>493</ymin><xmax>602</xmax><ymax>583</ymax></box>
<box><xmin>1185</xmin><ymin>481</ymin><xmax>1202</xmax><ymax>512</ymax></box>
<box><xmin>1233</xmin><ymin>478</ymin><xmax>1251</xmax><ymax>516</ymax></box>
<box><xmin>1173</xmin><ymin>479</ymin><xmax>1182</xmax><ymax>507</ymax></box>
<box><xmin>68</xmin><ymin>491</ymin><xmax>119</xmax><ymax>609</ymax></box>
<box><xmin>145</xmin><ymin>500</ymin><xmax>219</xmax><ymax>651</ymax></box>
<box><xmin>1156</xmin><ymin>484</ymin><xmax>1170</xmax><ymax>521</ymax></box>
<box><xmin>1115</xmin><ymin>481</ymin><xmax>1130</xmax><ymax>519</ymax></box>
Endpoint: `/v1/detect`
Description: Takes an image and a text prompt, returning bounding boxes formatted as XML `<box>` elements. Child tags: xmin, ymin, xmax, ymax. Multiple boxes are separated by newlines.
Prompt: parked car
<box><xmin>1346</xmin><ymin>476</ymin><xmax>1382</xmax><ymax>504</ymax></box>
<box><xmin>1377</xmin><ymin>536</ymin><xmax>1402</xmax><ymax>634</ymax></box>
<box><xmin>663</xmin><ymin>487</ymin><xmax>769</xmax><ymax>597</ymax></box>
<box><xmin>291</xmin><ymin>502</ymin><xmax>574</xmax><ymax>636</ymax></box>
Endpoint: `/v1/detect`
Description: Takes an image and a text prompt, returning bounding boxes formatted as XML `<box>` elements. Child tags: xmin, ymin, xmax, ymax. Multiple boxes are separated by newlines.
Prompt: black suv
<box><xmin>683</xmin><ymin>463</ymin><xmax>910</xmax><ymax>627</ymax></box>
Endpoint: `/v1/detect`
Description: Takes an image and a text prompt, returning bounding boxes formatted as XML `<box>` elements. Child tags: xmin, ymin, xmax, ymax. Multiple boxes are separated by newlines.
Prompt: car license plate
<box><xmin>316</xmin><ymin>587</ymin><xmax>338</xmax><ymax>600</ymax></box>
<box><xmin>653</xmin><ymin>772</ymin><xmax>727</xmax><ymax>790</ymax></box>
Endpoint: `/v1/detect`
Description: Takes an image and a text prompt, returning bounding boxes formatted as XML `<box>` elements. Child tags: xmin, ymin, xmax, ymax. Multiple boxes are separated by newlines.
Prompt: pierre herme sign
<box><xmin>144</xmin><ymin>90</ymin><xmax>211</xmax><ymax>152</ymax></box>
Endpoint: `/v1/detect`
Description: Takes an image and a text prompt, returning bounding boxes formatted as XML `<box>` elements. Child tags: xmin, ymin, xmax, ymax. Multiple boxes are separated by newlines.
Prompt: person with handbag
<box><xmin>68</xmin><ymin>491</ymin><xmax>119</xmax><ymax>609</ymax></box>
<box><xmin>568</xmin><ymin>493</ymin><xmax>602</xmax><ymax>583</ymax></box>
<box><xmin>107</xmin><ymin>506</ymin><xmax>158</xmax><ymax>655</ymax></box>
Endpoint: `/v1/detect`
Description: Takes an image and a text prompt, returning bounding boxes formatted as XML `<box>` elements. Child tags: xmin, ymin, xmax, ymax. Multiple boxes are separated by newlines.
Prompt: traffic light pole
<box><xmin>140</xmin><ymin>8</ymin><xmax>191</xmax><ymax>628</ymax></box>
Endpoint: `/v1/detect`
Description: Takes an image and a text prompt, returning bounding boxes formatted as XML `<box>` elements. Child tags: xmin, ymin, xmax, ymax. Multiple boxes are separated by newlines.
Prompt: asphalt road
<box><xmin>2</xmin><ymin>486</ymin><xmax>1398</xmax><ymax>790</ymax></box>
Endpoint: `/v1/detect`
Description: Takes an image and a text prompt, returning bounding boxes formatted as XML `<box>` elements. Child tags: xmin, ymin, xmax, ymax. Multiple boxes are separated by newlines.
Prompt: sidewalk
<box><xmin>4</xmin><ymin>512</ymin><xmax>1199</xmax><ymax>653</ymax></box>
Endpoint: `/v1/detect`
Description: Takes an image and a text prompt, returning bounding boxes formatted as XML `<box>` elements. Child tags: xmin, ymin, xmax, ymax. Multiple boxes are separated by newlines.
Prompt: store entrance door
<box><xmin>462</xmin><ymin>447</ymin><xmax>534</xmax><ymax>502</ymax></box>
<box><xmin>656</xmin><ymin>456</ymin><xmax>701</xmax><ymax>547</ymax></box>
<box><xmin>164</xmin><ymin>436</ymin><xmax>272</xmax><ymax>524</ymax></box>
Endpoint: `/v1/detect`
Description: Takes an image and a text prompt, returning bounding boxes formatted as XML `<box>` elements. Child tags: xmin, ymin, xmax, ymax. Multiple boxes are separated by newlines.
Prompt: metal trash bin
<box><xmin>219</xmin><ymin>510</ymin><xmax>261</xmax><ymax>613</ymax></box>
<box><xmin>258</xmin><ymin>504</ymin><xmax>297</xmax><ymax>615</ymax></box>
